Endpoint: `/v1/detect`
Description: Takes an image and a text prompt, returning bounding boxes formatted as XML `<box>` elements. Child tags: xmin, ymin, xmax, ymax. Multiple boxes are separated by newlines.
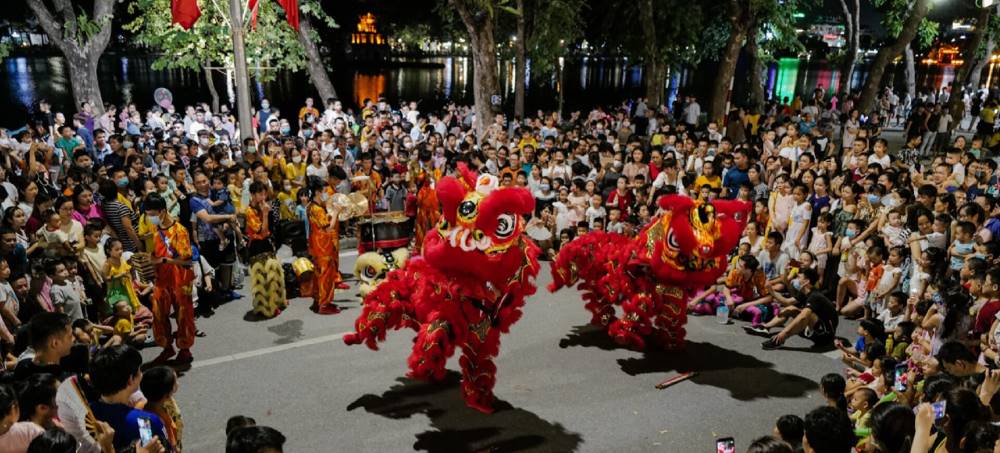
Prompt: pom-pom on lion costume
<box><xmin>344</xmin><ymin>163</ymin><xmax>540</xmax><ymax>413</ymax></box>
<box><xmin>549</xmin><ymin>195</ymin><xmax>751</xmax><ymax>350</ymax></box>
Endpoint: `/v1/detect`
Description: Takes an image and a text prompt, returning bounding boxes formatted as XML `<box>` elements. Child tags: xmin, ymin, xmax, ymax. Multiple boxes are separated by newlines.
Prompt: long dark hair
<box><xmin>943</xmin><ymin>388</ymin><xmax>988</xmax><ymax>453</ymax></box>
<box><xmin>939</xmin><ymin>289</ymin><xmax>971</xmax><ymax>340</ymax></box>
<box><xmin>869</xmin><ymin>403</ymin><xmax>914</xmax><ymax>453</ymax></box>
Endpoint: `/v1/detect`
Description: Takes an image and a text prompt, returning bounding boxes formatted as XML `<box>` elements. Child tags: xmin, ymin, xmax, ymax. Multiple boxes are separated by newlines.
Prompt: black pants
<box><xmin>199</xmin><ymin>238</ymin><xmax>236</xmax><ymax>293</ymax></box>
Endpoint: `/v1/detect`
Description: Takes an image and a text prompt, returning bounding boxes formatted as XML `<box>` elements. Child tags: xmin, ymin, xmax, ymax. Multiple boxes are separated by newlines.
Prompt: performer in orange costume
<box><xmin>145</xmin><ymin>193</ymin><xmax>197</xmax><ymax>364</ymax></box>
<box><xmin>308</xmin><ymin>177</ymin><xmax>344</xmax><ymax>315</ymax></box>
<box><xmin>322</xmin><ymin>165</ymin><xmax>350</xmax><ymax>290</ymax></box>
<box><xmin>410</xmin><ymin>147</ymin><xmax>440</xmax><ymax>251</ymax></box>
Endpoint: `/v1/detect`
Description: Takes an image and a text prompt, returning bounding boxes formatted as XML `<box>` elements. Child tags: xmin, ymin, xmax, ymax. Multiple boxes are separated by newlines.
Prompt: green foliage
<box><xmin>392</xmin><ymin>24</ymin><xmax>436</xmax><ymax>51</ymax></box>
<box><xmin>752</xmin><ymin>0</ymin><xmax>808</xmax><ymax>62</ymax></box>
<box><xmin>595</xmin><ymin>0</ymin><xmax>711</xmax><ymax>67</ymax></box>
<box><xmin>915</xmin><ymin>18</ymin><xmax>938</xmax><ymax>49</ymax></box>
<box><xmin>871</xmin><ymin>0</ymin><xmax>938</xmax><ymax>47</ymax></box>
<box><xmin>524</xmin><ymin>0</ymin><xmax>586</xmax><ymax>78</ymax></box>
<box><xmin>124</xmin><ymin>0</ymin><xmax>336</xmax><ymax>81</ymax></box>
<box><xmin>0</xmin><ymin>43</ymin><xmax>8</xmax><ymax>60</ymax></box>
<box><xmin>64</xmin><ymin>8</ymin><xmax>109</xmax><ymax>45</ymax></box>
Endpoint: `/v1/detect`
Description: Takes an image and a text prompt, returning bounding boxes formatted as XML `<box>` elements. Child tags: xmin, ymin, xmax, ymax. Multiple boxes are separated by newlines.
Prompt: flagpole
<box><xmin>229</xmin><ymin>0</ymin><xmax>254</xmax><ymax>141</ymax></box>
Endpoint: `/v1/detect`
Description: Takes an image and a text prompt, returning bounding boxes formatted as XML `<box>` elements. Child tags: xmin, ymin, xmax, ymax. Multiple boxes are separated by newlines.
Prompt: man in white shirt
<box><xmin>683</xmin><ymin>96</ymin><xmax>701</xmax><ymax>128</ymax></box>
<box><xmin>405</xmin><ymin>101</ymin><xmax>420</xmax><ymax>125</ymax></box>
<box><xmin>187</xmin><ymin>110</ymin><xmax>208</xmax><ymax>141</ymax></box>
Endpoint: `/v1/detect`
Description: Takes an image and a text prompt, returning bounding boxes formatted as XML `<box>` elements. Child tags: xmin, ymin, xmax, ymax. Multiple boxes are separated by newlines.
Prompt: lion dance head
<box><xmin>354</xmin><ymin>248</ymin><xmax>410</xmax><ymax>297</ymax></box>
<box><xmin>421</xmin><ymin>163</ymin><xmax>539</xmax><ymax>289</ymax></box>
<box><xmin>633</xmin><ymin>195</ymin><xmax>751</xmax><ymax>288</ymax></box>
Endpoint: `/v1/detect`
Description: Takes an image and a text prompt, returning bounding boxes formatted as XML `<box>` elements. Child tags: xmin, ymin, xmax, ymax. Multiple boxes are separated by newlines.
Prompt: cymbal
<box><xmin>328</xmin><ymin>192</ymin><xmax>370</xmax><ymax>220</ymax></box>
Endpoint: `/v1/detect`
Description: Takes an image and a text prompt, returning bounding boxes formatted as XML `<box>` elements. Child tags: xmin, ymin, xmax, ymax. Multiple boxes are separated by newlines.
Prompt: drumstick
<box><xmin>654</xmin><ymin>371</ymin><xmax>696</xmax><ymax>390</ymax></box>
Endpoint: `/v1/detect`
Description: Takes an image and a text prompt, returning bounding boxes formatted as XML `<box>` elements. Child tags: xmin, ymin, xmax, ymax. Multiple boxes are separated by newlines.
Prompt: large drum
<box><xmin>358</xmin><ymin>212</ymin><xmax>414</xmax><ymax>253</ymax></box>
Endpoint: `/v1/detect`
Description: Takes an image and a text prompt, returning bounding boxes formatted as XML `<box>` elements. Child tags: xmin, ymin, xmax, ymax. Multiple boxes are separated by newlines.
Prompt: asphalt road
<box><xmin>149</xmin><ymin>249</ymin><xmax>854</xmax><ymax>453</ymax></box>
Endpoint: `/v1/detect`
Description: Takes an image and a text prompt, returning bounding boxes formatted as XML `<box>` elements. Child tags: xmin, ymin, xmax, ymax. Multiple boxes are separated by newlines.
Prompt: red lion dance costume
<box><xmin>344</xmin><ymin>163</ymin><xmax>540</xmax><ymax>414</ymax></box>
<box><xmin>549</xmin><ymin>195</ymin><xmax>750</xmax><ymax>350</ymax></box>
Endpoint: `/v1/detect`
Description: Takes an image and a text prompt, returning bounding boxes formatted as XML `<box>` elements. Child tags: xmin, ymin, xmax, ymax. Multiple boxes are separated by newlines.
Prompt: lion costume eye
<box><xmin>458</xmin><ymin>200</ymin><xmax>477</xmax><ymax>220</ymax></box>
<box><xmin>495</xmin><ymin>214</ymin><xmax>515</xmax><ymax>239</ymax></box>
<box><xmin>363</xmin><ymin>265</ymin><xmax>379</xmax><ymax>279</ymax></box>
<box><xmin>667</xmin><ymin>231</ymin><xmax>680</xmax><ymax>251</ymax></box>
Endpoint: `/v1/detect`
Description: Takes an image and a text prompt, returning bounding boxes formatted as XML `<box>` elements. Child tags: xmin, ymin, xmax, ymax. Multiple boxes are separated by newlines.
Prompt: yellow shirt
<box><xmin>114</xmin><ymin>316</ymin><xmax>134</xmax><ymax>336</ymax></box>
<box><xmin>117</xmin><ymin>192</ymin><xmax>133</xmax><ymax>211</ymax></box>
<box><xmin>228</xmin><ymin>184</ymin><xmax>244</xmax><ymax>213</ymax></box>
<box><xmin>277</xmin><ymin>192</ymin><xmax>296</xmax><ymax>220</ymax></box>
<box><xmin>284</xmin><ymin>162</ymin><xmax>307</xmax><ymax>184</ymax></box>
<box><xmin>137</xmin><ymin>214</ymin><xmax>155</xmax><ymax>253</ymax></box>
<box><xmin>693</xmin><ymin>175</ymin><xmax>722</xmax><ymax>190</ymax></box>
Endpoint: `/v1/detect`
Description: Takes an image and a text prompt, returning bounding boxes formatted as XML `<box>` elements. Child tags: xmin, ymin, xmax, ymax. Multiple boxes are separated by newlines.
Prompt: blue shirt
<box><xmin>950</xmin><ymin>240</ymin><xmax>974</xmax><ymax>270</ymax></box>
<box><xmin>721</xmin><ymin>166</ymin><xmax>749</xmax><ymax>199</ymax></box>
<box><xmin>189</xmin><ymin>194</ymin><xmax>218</xmax><ymax>242</ymax></box>
<box><xmin>91</xmin><ymin>400</ymin><xmax>172</xmax><ymax>452</ymax></box>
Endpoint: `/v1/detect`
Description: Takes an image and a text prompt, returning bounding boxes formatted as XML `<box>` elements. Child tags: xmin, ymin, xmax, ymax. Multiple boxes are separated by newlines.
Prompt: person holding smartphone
<box><xmin>89</xmin><ymin>346</ymin><xmax>170</xmax><ymax>452</ymax></box>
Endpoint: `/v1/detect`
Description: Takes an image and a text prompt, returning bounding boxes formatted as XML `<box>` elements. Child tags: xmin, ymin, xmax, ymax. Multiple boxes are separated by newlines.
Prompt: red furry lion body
<box><xmin>548</xmin><ymin>195</ymin><xmax>751</xmax><ymax>350</ymax></box>
<box><xmin>344</xmin><ymin>164</ymin><xmax>540</xmax><ymax>413</ymax></box>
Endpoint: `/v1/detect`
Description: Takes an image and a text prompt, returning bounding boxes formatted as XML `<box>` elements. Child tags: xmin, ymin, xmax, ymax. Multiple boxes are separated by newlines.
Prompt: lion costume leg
<box><xmin>343</xmin><ymin>272</ymin><xmax>418</xmax><ymax>350</ymax></box>
<box><xmin>651</xmin><ymin>291</ymin><xmax>688</xmax><ymax>350</ymax></box>
<box><xmin>406</xmin><ymin>308</ymin><xmax>462</xmax><ymax>383</ymax></box>
<box><xmin>608</xmin><ymin>291</ymin><xmax>655</xmax><ymax>350</ymax></box>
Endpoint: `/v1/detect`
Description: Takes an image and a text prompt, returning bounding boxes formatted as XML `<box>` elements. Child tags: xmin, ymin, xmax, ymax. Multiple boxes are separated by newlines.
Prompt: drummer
<box><xmin>353</xmin><ymin>153</ymin><xmax>383</xmax><ymax>208</ymax></box>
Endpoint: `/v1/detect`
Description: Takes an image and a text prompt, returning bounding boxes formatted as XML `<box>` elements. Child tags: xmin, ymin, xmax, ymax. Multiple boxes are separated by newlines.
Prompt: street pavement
<box><xmin>147</xmin><ymin>249</ymin><xmax>857</xmax><ymax>453</ymax></box>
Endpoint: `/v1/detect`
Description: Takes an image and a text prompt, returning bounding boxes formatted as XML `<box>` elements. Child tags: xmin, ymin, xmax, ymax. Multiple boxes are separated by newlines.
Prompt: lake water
<box><xmin>0</xmin><ymin>54</ymin><xmax>975</xmax><ymax>129</ymax></box>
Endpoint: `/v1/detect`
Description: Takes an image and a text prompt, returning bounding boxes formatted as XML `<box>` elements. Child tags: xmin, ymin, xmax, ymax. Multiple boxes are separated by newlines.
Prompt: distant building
<box><xmin>349</xmin><ymin>12</ymin><xmax>388</xmax><ymax>61</ymax></box>
<box><xmin>351</xmin><ymin>13</ymin><xmax>385</xmax><ymax>46</ymax></box>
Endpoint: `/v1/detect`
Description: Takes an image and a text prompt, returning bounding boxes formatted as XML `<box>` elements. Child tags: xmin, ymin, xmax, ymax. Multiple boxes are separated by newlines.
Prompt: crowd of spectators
<box><xmin>0</xmin><ymin>81</ymin><xmax>994</xmax><ymax>451</ymax></box>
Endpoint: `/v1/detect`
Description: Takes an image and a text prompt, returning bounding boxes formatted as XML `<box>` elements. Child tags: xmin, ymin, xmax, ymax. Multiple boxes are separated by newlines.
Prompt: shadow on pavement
<box><xmin>347</xmin><ymin>372</ymin><xmax>583</xmax><ymax>453</ymax></box>
<box><xmin>559</xmin><ymin>324</ymin><xmax>818</xmax><ymax>401</ymax></box>
<box><xmin>266</xmin><ymin>319</ymin><xmax>305</xmax><ymax>345</ymax></box>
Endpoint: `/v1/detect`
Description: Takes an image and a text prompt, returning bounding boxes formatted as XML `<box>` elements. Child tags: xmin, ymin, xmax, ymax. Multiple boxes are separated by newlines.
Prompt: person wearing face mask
<box><xmin>284</xmin><ymin>148</ymin><xmax>307</xmax><ymax>192</ymax></box>
<box><xmin>144</xmin><ymin>193</ymin><xmax>198</xmax><ymax>364</ymax></box>
<box><xmin>195</xmin><ymin>130</ymin><xmax>212</xmax><ymax>157</ymax></box>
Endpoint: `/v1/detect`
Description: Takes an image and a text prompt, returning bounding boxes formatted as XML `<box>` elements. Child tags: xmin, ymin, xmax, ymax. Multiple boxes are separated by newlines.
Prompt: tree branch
<box><xmin>52</xmin><ymin>0</ymin><xmax>78</xmax><ymax>41</ymax></box>
<box><xmin>25</xmin><ymin>0</ymin><xmax>72</xmax><ymax>54</ymax></box>
<box><xmin>86</xmin><ymin>0</ymin><xmax>116</xmax><ymax>59</ymax></box>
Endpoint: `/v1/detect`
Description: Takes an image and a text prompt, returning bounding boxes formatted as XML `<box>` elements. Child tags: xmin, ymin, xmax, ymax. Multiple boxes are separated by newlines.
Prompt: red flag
<box><xmin>277</xmin><ymin>0</ymin><xmax>299</xmax><ymax>31</ymax></box>
<box><xmin>171</xmin><ymin>0</ymin><xmax>201</xmax><ymax>30</ymax></box>
<box><xmin>248</xmin><ymin>0</ymin><xmax>260</xmax><ymax>30</ymax></box>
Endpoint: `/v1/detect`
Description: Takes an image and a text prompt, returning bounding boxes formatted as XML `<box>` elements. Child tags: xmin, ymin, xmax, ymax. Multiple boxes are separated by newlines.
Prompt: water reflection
<box><xmin>0</xmin><ymin>54</ymin><xmax>978</xmax><ymax>128</ymax></box>
<box><xmin>354</xmin><ymin>73</ymin><xmax>386</xmax><ymax>107</ymax></box>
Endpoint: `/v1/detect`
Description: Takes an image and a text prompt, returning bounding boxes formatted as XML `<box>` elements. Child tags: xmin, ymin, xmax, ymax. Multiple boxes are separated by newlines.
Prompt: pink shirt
<box><xmin>72</xmin><ymin>204</ymin><xmax>104</xmax><ymax>225</ymax></box>
<box><xmin>0</xmin><ymin>421</ymin><xmax>44</xmax><ymax>453</ymax></box>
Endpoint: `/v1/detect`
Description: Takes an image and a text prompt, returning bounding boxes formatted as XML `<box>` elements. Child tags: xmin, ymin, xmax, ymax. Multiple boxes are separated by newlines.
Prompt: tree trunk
<box><xmin>838</xmin><ymin>0</ymin><xmax>859</xmax><ymax>95</ymax></box>
<box><xmin>710</xmin><ymin>1</ymin><xmax>747</xmax><ymax>124</ymax></box>
<box><xmin>514</xmin><ymin>0</ymin><xmax>527</xmax><ymax>119</ymax></box>
<box><xmin>638</xmin><ymin>0</ymin><xmax>664</xmax><ymax>106</ymax></box>
<box><xmin>747</xmin><ymin>27</ymin><xmax>765</xmax><ymax>113</ymax></box>
<box><xmin>856</xmin><ymin>0</ymin><xmax>930</xmax><ymax>114</ymax></box>
<box><xmin>969</xmin><ymin>37</ymin><xmax>996</xmax><ymax>91</ymax></box>
<box><xmin>205</xmin><ymin>65</ymin><xmax>221</xmax><ymax>113</ymax></box>
<box><xmin>64</xmin><ymin>53</ymin><xmax>103</xmax><ymax>115</ymax></box>
<box><xmin>904</xmin><ymin>44</ymin><xmax>916</xmax><ymax>100</ymax></box>
<box><xmin>26</xmin><ymin>0</ymin><xmax>114</xmax><ymax>115</ymax></box>
<box><xmin>946</xmin><ymin>6</ymin><xmax>992</xmax><ymax>131</ymax></box>
<box><xmin>298</xmin><ymin>14</ymin><xmax>338</xmax><ymax>102</ymax></box>
<box><xmin>450</xmin><ymin>0</ymin><xmax>501</xmax><ymax>138</ymax></box>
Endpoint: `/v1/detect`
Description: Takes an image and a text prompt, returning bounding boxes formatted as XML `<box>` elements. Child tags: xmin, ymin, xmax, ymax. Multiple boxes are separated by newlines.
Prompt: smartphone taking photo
<box><xmin>716</xmin><ymin>437</ymin><xmax>736</xmax><ymax>453</ymax></box>
<box><xmin>137</xmin><ymin>416</ymin><xmax>153</xmax><ymax>445</ymax></box>
<box><xmin>894</xmin><ymin>364</ymin><xmax>908</xmax><ymax>392</ymax></box>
